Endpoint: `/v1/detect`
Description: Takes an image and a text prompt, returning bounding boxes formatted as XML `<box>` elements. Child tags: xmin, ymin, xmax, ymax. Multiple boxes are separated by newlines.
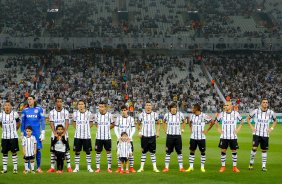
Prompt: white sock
<box><xmin>3</xmin><ymin>155</ymin><xmax>8</xmax><ymax>171</ymax></box>
<box><xmin>189</xmin><ymin>153</ymin><xmax>195</xmax><ymax>168</ymax></box>
<box><xmin>107</xmin><ymin>153</ymin><xmax>112</xmax><ymax>169</ymax></box>
<box><xmin>165</xmin><ymin>154</ymin><xmax>170</xmax><ymax>169</ymax></box>
<box><xmin>221</xmin><ymin>153</ymin><xmax>226</xmax><ymax>167</ymax></box>
<box><xmin>12</xmin><ymin>155</ymin><xmax>18</xmax><ymax>170</ymax></box>
<box><xmin>66</xmin><ymin>151</ymin><xmax>71</xmax><ymax>168</ymax></box>
<box><xmin>86</xmin><ymin>154</ymin><xmax>92</xmax><ymax>169</ymax></box>
<box><xmin>250</xmin><ymin>150</ymin><xmax>257</xmax><ymax>165</ymax></box>
<box><xmin>96</xmin><ymin>153</ymin><xmax>101</xmax><ymax>169</ymax></box>
<box><xmin>75</xmin><ymin>154</ymin><xmax>80</xmax><ymax>169</ymax></box>
<box><xmin>150</xmin><ymin>153</ymin><xmax>157</xmax><ymax>169</ymax></box>
<box><xmin>31</xmin><ymin>162</ymin><xmax>35</xmax><ymax>171</ymax></box>
<box><xmin>50</xmin><ymin>152</ymin><xmax>55</xmax><ymax>169</ymax></box>
<box><xmin>232</xmin><ymin>153</ymin><xmax>238</xmax><ymax>167</ymax></box>
<box><xmin>24</xmin><ymin>163</ymin><xmax>29</xmax><ymax>171</ymax></box>
<box><xmin>201</xmin><ymin>154</ymin><xmax>206</xmax><ymax>168</ymax></box>
<box><xmin>178</xmin><ymin>154</ymin><xmax>183</xmax><ymax>169</ymax></box>
<box><xmin>140</xmin><ymin>153</ymin><xmax>146</xmax><ymax>169</ymax></box>
<box><xmin>129</xmin><ymin>155</ymin><xmax>134</xmax><ymax>168</ymax></box>
<box><xmin>262</xmin><ymin>152</ymin><xmax>267</xmax><ymax>168</ymax></box>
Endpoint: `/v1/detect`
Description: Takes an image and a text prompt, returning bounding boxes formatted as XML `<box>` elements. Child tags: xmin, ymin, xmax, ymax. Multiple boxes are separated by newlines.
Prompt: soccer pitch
<box><xmin>0</xmin><ymin>124</ymin><xmax>281</xmax><ymax>184</ymax></box>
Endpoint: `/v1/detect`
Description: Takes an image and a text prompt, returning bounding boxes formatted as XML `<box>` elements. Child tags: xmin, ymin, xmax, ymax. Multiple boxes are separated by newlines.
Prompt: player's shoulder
<box><xmin>268</xmin><ymin>109</ymin><xmax>275</xmax><ymax>114</ymax></box>
<box><xmin>152</xmin><ymin>111</ymin><xmax>159</xmax><ymax>116</ymax></box>
<box><xmin>234</xmin><ymin>111</ymin><xmax>241</xmax><ymax>115</ymax></box>
<box><xmin>35</xmin><ymin>106</ymin><xmax>43</xmax><ymax>110</ymax></box>
<box><xmin>63</xmin><ymin>108</ymin><xmax>70</xmax><ymax>114</ymax></box>
<box><xmin>129</xmin><ymin>116</ymin><xmax>135</xmax><ymax>121</ymax></box>
<box><xmin>217</xmin><ymin>112</ymin><xmax>223</xmax><ymax>118</ymax></box>
<box><xmin>13</xmin><ymin>110</ymin><xmax>19</xmax><ymax>116</ymax></box>
<box><xmin>189</xmin><ymin>113</ymin><xmax>194</xmax><ymax>118</ymax></box>
<box><xmin>22</xmin><ymin>107</ymin><xmax>29</xmax><ymax>112</ymax></box>
<box><xmin>250</xmin><ymin>108</ymin><xmax>258</xmax><ymax>113</ymax></box>
<box><xmin>178</xmin><ymin>111</ymin><xmax>184</xmax><ymax>116</ymax></box>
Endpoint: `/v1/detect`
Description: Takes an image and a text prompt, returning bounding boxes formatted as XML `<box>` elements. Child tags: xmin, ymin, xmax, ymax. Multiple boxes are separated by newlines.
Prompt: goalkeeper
<box><xmin>21</xmin><ymin>95</ymin><xmax>45</xmax><ymax>173</ymax></box>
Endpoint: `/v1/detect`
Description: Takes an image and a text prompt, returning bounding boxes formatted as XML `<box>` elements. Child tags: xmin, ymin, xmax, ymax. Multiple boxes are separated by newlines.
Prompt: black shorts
<box><xmin>252</xmin><ymin>135</ymin><xmax>269</xmax><ymax>150</ymax></box>
<box><xmin>95</xmin><ymin>139</ymin><xmax>112</xmax><ymax>152</ymax></box>
<box><xmin>119</xmin><ymin>157</ymin><xmax>128</xmax><ymax>163</ymax></box>
<box><xmin>117</xmin><ymin>141</ymin><xmax>134</xmax><ymax>152</ymax></box>
<box><xmin>166</xmin><ymin>135</ymin><xmax>182</xmax><ymax>154</ymax></box>
<box><xmin>141</xmin><ymin>136</ymin><xmax>156</xmax><ymax>154</ymax></box>
<box><xmin>189</xmin><ymin>139</ymin><xmax>206</xmax><ymax>152</ymax></box>
<box><xmin>73</xmin><ymin>138</ymin><xmax>92</xmax><ymax>152</ymax></box>
<box><xmin>1</xmin><ymin>138</ymin><xmax>19</xmax><ymax>154</ymax></box>
<box><xmin>218</xmin><ymin>139</ymin><xmax>239</xmax><ymax>150</ymax></box>
<box><xmin>24</xmin><ymin>156</ymin><xmax>35</xmax><ymax>160</ymax></box>
<box><xmin>51</xmin><ymin>137</ymin><xmax>70</xmax><ymax>152</ymax></box>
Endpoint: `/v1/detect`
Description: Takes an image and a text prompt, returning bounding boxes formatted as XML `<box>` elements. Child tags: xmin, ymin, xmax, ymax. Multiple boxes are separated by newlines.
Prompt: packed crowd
<box><xmin>204</xmin><ymin>52</ymin><xmax>282</xmax><ymax>112</ymax></box>
<box><xmin>0</xmin><ymin>55</ymin><xmax>43</xmax><ymax>109</ymax></box>
<box><xmin>1</xmin><ymin>0</ymin><xmax>281</xmax><ymax>39</ymax></box>
<box><xmin>0</xmin><ymin>53</ymin><xmax>221</xmax><ymax>114</ymax></box>
<box><xmin>0</xmin><ymin>52</ymin><xmax>281</xmax><ymax>114</ymax></box>
<box><xmin>129</xmin><ymin>55</ymin><xmax>221</xmax><ymax>114</ymax></box>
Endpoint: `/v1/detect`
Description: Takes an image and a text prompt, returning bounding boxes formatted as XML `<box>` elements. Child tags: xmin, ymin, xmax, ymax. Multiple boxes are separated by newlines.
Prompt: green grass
<box><xmin>0</xmin><ymin>125</ymin><xmax>281</xmax><ymax>184</ymax></box>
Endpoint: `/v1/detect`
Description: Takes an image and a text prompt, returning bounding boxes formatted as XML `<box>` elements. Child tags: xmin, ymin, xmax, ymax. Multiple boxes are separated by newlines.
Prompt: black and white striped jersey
<box><xmin>49</xmin><ymin>108</ymin><xmax>69</xmax><ymax>138</ymax></box>
<box><xmin>22</xmin><ymin>135</ymin><xmax>37</xmax><ymax>157</ymax></box>
<box><xmin>164</xmin><ymin>112</ymin><xmax>185</xmax><ymax>135</ymax></box>
<box><xmin>117</xmin><ymin>140</ymin><xmax>132</xmax><ymax>158</ymax></box>
<box><xmin>249</xmin><ymin>108</ymin><xmax>276</xmax><ymax>137</ymax></box>
<box><xmin>138</xmin><ymin>111</ymin><xmax>159</xmax><ymax>137</ymax></box>
<box><xmin>190</xmin><ymin>113</ymin><xmax>212</xmax><ymax>140</ymax></box>
<box><xmin>94</xmin><ymin>112</ymin><xmax>114</xmax><ymax>140</ymax></box>
<box><xmin>115</xmin><ymin>115</ymin><xmax>135</xmax><ymax>140</ymax></box>
<box><xmin>217</xmin><ymin>111</ymin><xmax>242</xmax><ymax>139</ymax></box>
<box><xmin>73</xmin><ymin>110</ymin><xmax>93</xmax><ymax>139</ymax></box>
<box><xmin>0</xmin><ymin>111</ymin><xmax>19</xmax><ymax>139</ymax></box>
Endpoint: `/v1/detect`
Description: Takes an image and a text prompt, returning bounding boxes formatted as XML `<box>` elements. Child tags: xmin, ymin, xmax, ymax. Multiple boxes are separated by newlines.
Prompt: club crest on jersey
<box><xmin>34</xmin><ymin>109</ymin><xmax>39</xmax><ymax>113</ymax></box>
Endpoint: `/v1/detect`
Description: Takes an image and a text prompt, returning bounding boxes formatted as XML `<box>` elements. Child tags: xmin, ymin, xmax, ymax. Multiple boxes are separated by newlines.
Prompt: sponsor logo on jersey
<box><xmin>27</xmin><ymin>115</ymin><xmax>38</xmax><ymax>118</ymax></box>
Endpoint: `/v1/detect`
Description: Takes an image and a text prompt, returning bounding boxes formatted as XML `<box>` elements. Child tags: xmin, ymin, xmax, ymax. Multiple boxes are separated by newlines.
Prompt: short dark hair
<box><xmin>29</xmin><ymin>95</ymin><xmax>36</xmax><ymax>100</ymax></box>
<box><xmin>27</xmin><ymin>95</ymin><xmax>37</xmax><ymax>107</ymax></box>
<box><xmin>55</xmin><ymin>96</ymin><xmax>63</xmax><ymax>102</ymax></box>
<box><xmin>56</xmin><ymin>124</ymin><xmax>64</xmax><ymax>130</ymax></box>
<box><xmin>120</xmin><ymin>132</ymin><xmax>128</xmax><ymax>136</ymax></box>
<box><xmin>261</xmin><ymin>98</ymin><xmax>268</xmax><ymax>103</ymax></box>
<box><xmin>78</xmin><ymin>99</ymin><xmax>85</xmax><ymax>104</ymax></box>
<box><xmin>193</xmin><ymin>104</ymin><xmax>201</xmax><ymax>111</ymax></box>
<box><xmin>4</xmin><ymin>100</ymin><xmax>13</xmax><ymax>106</ymax></box>
<box><xmin>168</xmin><ymin>102</ymin><xmax>177</xmax><ymax>110</ymax></box>
<box><xmin>26</xmin><ymin>126</ymin><xmax>33</xmax><ymax>131</ymax></box>
<box><xmin>145</xmin><ymin>101</ymin><xmax>151</xmax><ymax>104</ymax></box>
<box><xmin>121</xmin><ymin>105</ymin><xmax>128</xmax><ymax>110</ymax></box>
<box><xmin>99</xmin><ymin>100</ymin><xmax>107</xmax><ymax>105</ymax></box>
